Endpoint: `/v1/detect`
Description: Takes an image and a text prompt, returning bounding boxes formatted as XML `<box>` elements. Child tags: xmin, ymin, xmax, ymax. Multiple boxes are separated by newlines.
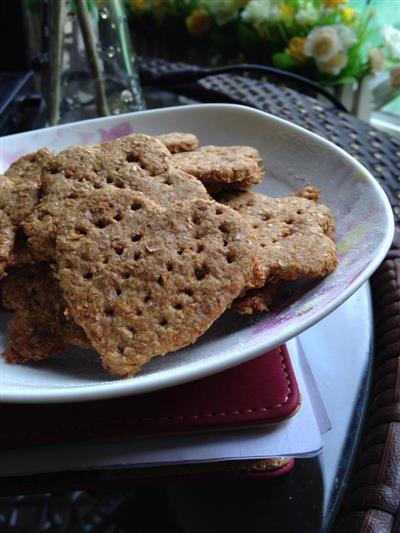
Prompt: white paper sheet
<box><xmin>0</xmin><ymin>339</ymin><xmax>329</xmax><ymax>478</ymax></box>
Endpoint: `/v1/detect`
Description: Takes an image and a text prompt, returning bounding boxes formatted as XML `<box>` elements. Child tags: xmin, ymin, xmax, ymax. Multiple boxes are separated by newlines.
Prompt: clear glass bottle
<box><xmin>27</xmin><ymin>0</ymin><xmax>145</xmax><ymax>125</ymax></box>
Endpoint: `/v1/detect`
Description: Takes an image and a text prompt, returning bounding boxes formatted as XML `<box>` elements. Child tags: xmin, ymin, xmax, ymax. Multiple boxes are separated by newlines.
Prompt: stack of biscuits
<box><xmin>0</xmin><ymin>132</ymin><xmax>337</xmax><ymax>377</ymax></box>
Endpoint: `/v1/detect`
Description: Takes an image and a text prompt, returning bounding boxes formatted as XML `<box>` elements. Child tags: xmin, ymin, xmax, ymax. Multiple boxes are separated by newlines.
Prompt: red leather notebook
<box><xmin>0</xmin><ymin>345</ymin><xmax>300</xmax><ymax>450</ymax></box>
<box><xmin>0</xmin><ymin>345</ymin><xmax>299</xmax><ymax>491</ymax></box>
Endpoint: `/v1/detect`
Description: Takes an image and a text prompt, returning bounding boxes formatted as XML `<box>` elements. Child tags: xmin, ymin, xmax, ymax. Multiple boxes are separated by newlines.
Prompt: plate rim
<box><xmin>0</xmin><ymin>104</ymin><xmax>394</xmax><ymax>403</ymax></box>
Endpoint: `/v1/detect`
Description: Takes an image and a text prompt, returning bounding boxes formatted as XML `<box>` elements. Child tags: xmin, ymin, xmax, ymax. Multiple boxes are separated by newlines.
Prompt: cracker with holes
<box><xmin>170</xmin><ymin>145</ymin><xmax>264</xmax><ymax>193</ymax></box>
<box><xmin>24</xmin><ymin>134</ymin><xmax>209</xmax><ymax>261</ymax></box>
<box><xmin>218</xmin><ymin>187</ymin><xmax>337</xmax><ymax>314</ymax></box>
<box><xmin>0</xmin><ymin>149</ymin><xmax>54</xmax><ymax>276</ymax></box>
<box><xmin>1</xmin><ymin>265</ymin><xmax>89</xmax><ymax>363</ymax></box>
<box><xmin>155</xmin><ymin>132</ymin><xmax>199</xmax><ymax>153</ymax></box>
<box><xmin>55</xmin><ymin>189</ymin><xmax>260</xmax><ymax>377</ymax></box>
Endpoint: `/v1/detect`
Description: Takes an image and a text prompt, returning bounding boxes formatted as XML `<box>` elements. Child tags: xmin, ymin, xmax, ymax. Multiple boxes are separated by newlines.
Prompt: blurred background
<box><xmin>1</xmin><ymin>0</ymin><xmax>400</xmax><ymax>136</ymax></box>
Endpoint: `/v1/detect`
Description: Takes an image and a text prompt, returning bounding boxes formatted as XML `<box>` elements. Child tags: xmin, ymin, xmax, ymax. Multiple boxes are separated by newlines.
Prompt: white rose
<box><xmin>295</xmin><ymin>7</ymin><xmax>319</xmax><ymax>25</ymax></box>
<box><xmin>334</xmin><ymin>24</ymin><xmax>357</xmax><ymax>49</ymax></box>
<box><xmin>304</xmin><ymin>26</ymin><xmax>343</xmax><ymax>63</ymax></box>
<box><xmin>381</xmin><ymin>24</ymin><xmax>400</xmax><ymax>59</ymax></box>
<box><xmin>241</xmin><ymin>0</ymin><xmax>280</xmax><ymax>25</ymax></box>
<box><xmin>317</xmin><ymin>51</ymin><xmax>349</xmax><ymax>76</ymax></box>
<box><xmin>201</xmin><ymin>0</ymin><xmax>239</xmax><ymax>26</ymax></box>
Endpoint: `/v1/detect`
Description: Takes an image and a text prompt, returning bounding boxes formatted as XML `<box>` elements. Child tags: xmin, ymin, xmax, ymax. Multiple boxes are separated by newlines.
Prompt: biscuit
<box><xmin>0</xmin><ymin>149</ymin><xmax>54</xmax><ymax>276</ymax></box>
<box><xmin>155</xmin><ymin>132</ymin><xmax>199</xmax><ymax>153</ymax></box>
<box><xmin>171</xmin><ymin>145</ymin><xmax>264</xmax><ymax>193</ymax></box>
<box><xmin>0</xmin><ymin>177</ymin><xmax>15</xmax><ymax>278</ymax></box>
<box><xmin>1</xmin><ymin>265</ymin><xmax>89</xmax><ymax>363</ymax></box>
<box><xmin>56</xmin><ymin>189</ymin><xmax>260</xmax><ymax>377</ymax></box>
<box><xmin>218</xmin><ymin>188</ymin><xmax>337</xmax><ymax>314</ymax></box>
<box><xmin>24</xmin><ymin>134</ymin><xmax>209</xmax><ymax>261</ymax></box>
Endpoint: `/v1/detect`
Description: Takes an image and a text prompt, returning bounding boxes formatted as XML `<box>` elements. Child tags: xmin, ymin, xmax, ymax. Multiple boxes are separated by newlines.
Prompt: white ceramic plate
<box><xmin>0</xmin><ymin>104</ymin><xmax>394</xmax><ymax>403</ymax></box>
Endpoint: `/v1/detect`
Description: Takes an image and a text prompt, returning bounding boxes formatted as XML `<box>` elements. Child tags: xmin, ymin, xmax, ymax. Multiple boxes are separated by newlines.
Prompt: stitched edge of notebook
<box><xmin>0</xmin><ymin>347</ymin><xmax>294</xmax><ymax>442</ymax></box>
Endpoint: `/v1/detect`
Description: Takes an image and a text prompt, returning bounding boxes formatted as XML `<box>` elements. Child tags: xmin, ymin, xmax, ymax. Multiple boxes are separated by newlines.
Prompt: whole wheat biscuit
<box><xmin>218</xmin><ymin>188</ymin><xmax>337</xmax><ymax>314</ymax></box>
<box><xmin>0</xmin><ymin>177</ymin><xmax>15</xmax><ymax>277</ymax></box>
<box><xmin>0</xmin><ymin>149</ymin><xmax>53</xmax><ymax>276</ymax></box>
<box><xmin>171</xmin><ymin>145</ymin><xmax>264</xmax><ymax>193</ymax></box>
<box><xmin>24</xmin><ymin>134</ymin><xmax>209</xmax><ymax>261</ymax></box>
<box><xmin>1</xmin><ymin>266</ymin><xmax>89</xmax><ymax>363</ymax></box>
<box><xmin>3</xmin><ymin>148</ymin><xmax>53</xmax><ymax>224</ymax></box>
<box><xmin>155</xmin><ymin>132</ymin><xmax>199</xmax><ymax>153</ymax></box>
<box><xmin>56</xmin><ymin>189</ymin><xmax>259</xmax><ymax>377</ymax></box>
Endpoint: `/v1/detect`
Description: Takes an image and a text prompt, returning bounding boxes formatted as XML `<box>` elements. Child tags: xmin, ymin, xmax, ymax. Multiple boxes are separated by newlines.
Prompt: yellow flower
<box><xmin>322</xmin><ymin>0</ymin><xmax>347</xmax><ymax>7</ymax></box>
<box><xmin>132</xmin><ymin>0</ymin><xmax>145</xmax><ymax>10</ymax></box>
<box><xmin>341</xmin><ymin>7</ymin><xmax>355</xmax><ymax>23</ymax></box>
<box><xmin>287</xmin><ymin>36</ymin><xmax>307</xmax><ymax>62</ymax></box>
<box><xmin>280</xmin><ymin>3</ymin><xmax>294</xmax><ymax>19</ymax></box>
<box><xmin>186</xmin><ymin>10</ymin><xmax>211</xmax><ymax>36</ymax></box>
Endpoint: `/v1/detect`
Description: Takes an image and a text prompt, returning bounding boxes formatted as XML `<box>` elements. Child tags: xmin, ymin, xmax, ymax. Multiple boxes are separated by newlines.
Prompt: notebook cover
<box><xmin>0</xmin><ymin>344</ymin><xmax>300</xmax><ymax>449</ymax></box>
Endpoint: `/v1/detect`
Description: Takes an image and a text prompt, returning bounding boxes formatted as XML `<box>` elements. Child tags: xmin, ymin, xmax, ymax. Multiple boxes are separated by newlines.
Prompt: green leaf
<box><xmin>272</xmin><ymin>52</ymin><xmax>299</xmax><ymax>69</ymax></box>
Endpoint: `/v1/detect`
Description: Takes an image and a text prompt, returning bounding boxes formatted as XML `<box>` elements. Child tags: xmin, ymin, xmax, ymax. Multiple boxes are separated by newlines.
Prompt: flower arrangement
<box><xmin>126</xmin><ymin>0</ymin><xmax>377</xmax><ymax>85</ymax></box>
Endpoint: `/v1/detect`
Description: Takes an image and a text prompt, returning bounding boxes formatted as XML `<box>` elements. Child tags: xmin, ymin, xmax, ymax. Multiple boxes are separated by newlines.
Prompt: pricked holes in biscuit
<box><xmin>196</xmin><ymin>243</ymin><xmax>204</xmax><ymax>253</ymax></box>
<box><xmin>106</xmin><ymin>177</ymin><xmax>113</xmax><ymax>184</ymax></box>
<box><xmin>159</xmin><ymin>317</ymin><xmax>168</xmax><ymax>327</ymax></box>
<box><xmin>131</xmin><ymin>233</ymin><xmax>142</xmax><ymax>242</ymax></box>
<box><xmin>252</xmin><ymin>223</ymin><xmax>259</xmax><ymax>229</ymax></box>
<box><xmin>262</xmin><ymin>213</ymin><xmax>271</xmax><ymax>221</ymax></box>
<box><xmin>226</xmin><ymin>251</ymin><xmax>236</xmax><ymax>264</ymax></box>
<box><xmin>215</xmin><ymin>206</ymin><xmax>223</xmax><ymax>215</ymax></box>
<box><xmin>95</xmin><ymin>219</ymin><xmax>111</xmax><ymax>229</ymax></box>
<box><xmin>75</xmin><ymin>226</ymin><xmax>88</xmax><ymax>236</ymax></box>
<box><xmin>122</xmin><ymin>270</ymin><xmax>131</xmax><ymax>279</ymax></box>
<box><xmin>143</xmin><ymin>292</ymin><xmax>151</xmax><ymax>303</ymax></box>
<box><xmin>157</xmin><ymin>275</ymin><xmax>164</xmax><ymax>287</ymax></box>
<box><xmin>174</xmin><ymin>302</ymin><xmax>183</xmax><ymax>310</ymax></box>
<box><xmin>285</xmin><ymin>218</ymin><xmax>294</xmax><ymax>225</ymax></box>
<box><xmin>166</xmin><ymin>262</ymin><xmax>173</xmax><ymax>271</ymax></box>
<box><xmin>177</xmin><ymin>248</ymin><xmax>184</xmax><ymax>256</ymax></box>
<box><xmin>105</xmin><ymin>307</ymin><xmax>114</xmax><ymax>317</ymax></box>
<box><xmin>113</xmin><ymin>213</ymin><xmax>123</xmax><ymax>222</ymax></box>
<box><xmin>83</xmin><ymin>272</ymin><xmax>93</xmax><ymax>280</ymax></box>
<box><xmin>195</xmin><ymin>264</ymin><xmax>208</xmax><ymax>281</ymax></box>
<box><xmin>163</xmin><ymin>176</ymin><xmax>173</xmax><ymax>186</ymax></box>
<box><xmin>182</xmin><ymin>288</ymin><xmax>193</xmax><ymax>297</ymax></box>
<box><xmin>114</xmin><ymin>181</ymin><xmax>125</xmax><ymax>189</ymax></box>
<box><xmin>192</xmin><ymin>213</ymin><xmax>201</xmax><ymax>225</ymax></box>
<box><xmin>219</xmin><ymin>223</ymin><xmax>230</xmax><ymax>234</ymax></box>
<box><xmin>130</xmin><ymin>201</ymin><xmax>143</xmax><ymax>211</ymax></box>
<box><xmin>126</xmin><ymin>153</ymin><xmax>142</xmax><ymax>165</ymax></box>
<box><xmin>114</xmin><ymin>244</ymin><xmax>124</xmax><ymax>255</ymax></box>
<box><xmin>134</xmin><ymin>251</ymin><xmax>141</xmax><ymax>261</ymax></box>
